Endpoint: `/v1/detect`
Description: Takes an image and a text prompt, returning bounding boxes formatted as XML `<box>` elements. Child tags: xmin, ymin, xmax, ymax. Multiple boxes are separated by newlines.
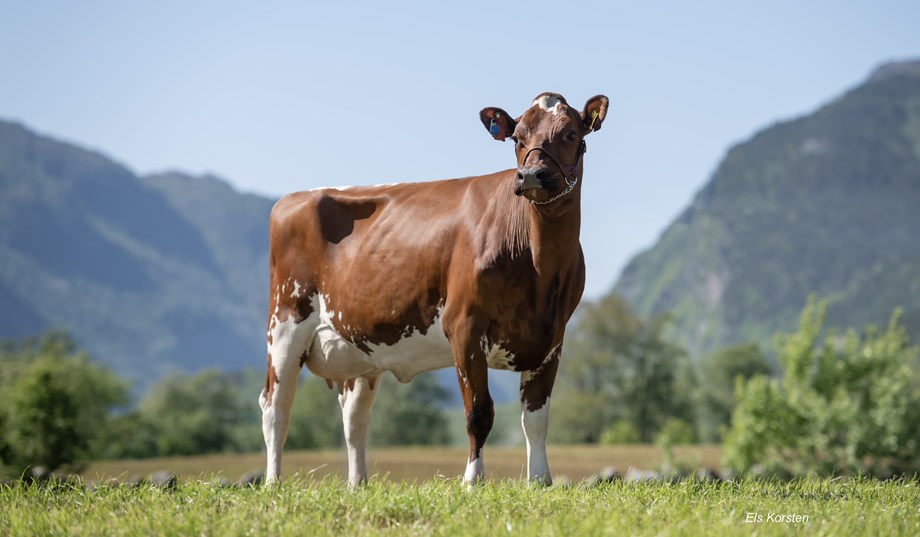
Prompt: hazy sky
<box><xmin>2</xmin><ymin>2</ymin><xmax>918</xmax><ymax>299</ymax></box>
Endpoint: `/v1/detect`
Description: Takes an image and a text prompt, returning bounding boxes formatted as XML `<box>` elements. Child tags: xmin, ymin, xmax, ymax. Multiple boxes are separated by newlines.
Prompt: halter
<box><xmin>519</xmin><ymin>139</ymin><xmax>586</xmax><ymax>205</ymax></box>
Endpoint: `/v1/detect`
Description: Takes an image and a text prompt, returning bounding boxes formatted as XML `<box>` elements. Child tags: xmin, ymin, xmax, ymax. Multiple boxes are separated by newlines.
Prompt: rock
<box><xmin>552</xmin><ymin>475</ymin><xmax>572</xmax><ymax>489</ymax></box>
<box><xmin>26</xmin><ymin>466</ymin><xmax>50</xmax><ymax>484</ymax></box>
<box><xmin>239</xmin><ymin>471</ymin><xmax>264</xmax><ymax>488</ymax></box>
<box><xmin>149</xmin><ymin>471</ymin><xmax>178</xmax><ymax>490</ymax></box>
<box><xmin>85</xmin><ymin>478</ymin><xmax>120</xmax><ymax>491</ymax></box>
<box><xmin>124</xmin><ymin>475</ymin><xmax>145</xmax><ymax>488</ymax></box>
<box><xmin>211</xmin><ymin>476</ymin><xmax>234</xmax><ymax>489</ymax></box>
<box><xmin>600</xmin><ymin>466</ymin><xmax>621</xmax><ymax>483</ymax></box>
<box><xmin>625</xmin><ymin>468</ymin><xmax>661</xmax><ymax>483</ymax></box>
<box><xmin>694</xmin><ymin>467</ymin><xmax>721</xmax><ymax>481</ymax></box>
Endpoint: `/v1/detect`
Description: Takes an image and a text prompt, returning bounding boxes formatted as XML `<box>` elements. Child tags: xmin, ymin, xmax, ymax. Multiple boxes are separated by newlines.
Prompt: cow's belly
<box><xmin>303</xmin><ymin>304</ymin><xmax>455</xmax><ymax>384</ymax></box>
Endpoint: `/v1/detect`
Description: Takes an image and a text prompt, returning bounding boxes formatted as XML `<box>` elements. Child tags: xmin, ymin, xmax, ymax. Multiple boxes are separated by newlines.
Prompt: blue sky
<box><xmin>1</xmin><ymin>2</ymin><xmax>918</xmax><ymax>299</ymax></box>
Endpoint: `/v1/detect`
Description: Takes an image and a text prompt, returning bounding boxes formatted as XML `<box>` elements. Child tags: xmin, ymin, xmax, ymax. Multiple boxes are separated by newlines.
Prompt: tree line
<box><xmin>2</xmin><ymin>293</ymin><xmax>918</xmax><ymax>479</ymax></box>
<box><xmin>0</xmin><ymin>333</ymin><xmax>450</xmax><ymax>478</ymax></box>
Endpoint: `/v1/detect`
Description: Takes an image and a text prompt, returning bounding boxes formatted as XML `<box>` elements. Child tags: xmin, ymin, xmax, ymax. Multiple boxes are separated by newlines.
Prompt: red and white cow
<box><xmin>260</xmin><ymin>92</ymin><xmax>608</xmax><ymax>486</ymax></box>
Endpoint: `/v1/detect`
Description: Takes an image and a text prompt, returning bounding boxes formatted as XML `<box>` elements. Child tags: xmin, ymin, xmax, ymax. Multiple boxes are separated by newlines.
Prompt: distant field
<box><xmin>3</xmin><ymin>476</ymin><xmax>916</xmax><ymax>536</ymax></box>
<box><xmin>83</xmin><ymin>444</ymin><xmax>722</xmax><ymax>483</ymax></box>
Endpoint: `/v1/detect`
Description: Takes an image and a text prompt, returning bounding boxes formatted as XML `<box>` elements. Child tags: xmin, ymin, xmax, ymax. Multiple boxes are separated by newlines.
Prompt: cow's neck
<box><xmin>526</xmin><ymin>191</ymin><xmax>581</xmax><ymax>282</ymax></box>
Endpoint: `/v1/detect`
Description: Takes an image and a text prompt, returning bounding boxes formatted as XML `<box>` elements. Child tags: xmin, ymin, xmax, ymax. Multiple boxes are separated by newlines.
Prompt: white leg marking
<box><xmin>521</xmin><ymin>396</ymin><xmax>551</xmax><ymax>486</ymax></box>
<box><xmin>464</xmin><ymin>456</ymin><xmax>484</xmax><ymax>485</ymax></box>
<box><xmin>262</xmin><ymin>303</ymin><xmax>317</xmax><ymax>484</ymax></box>
<box><xmin>339</xmin><ymin>377</ymin><xmax>378</xmax><ymax>487</ymax></box>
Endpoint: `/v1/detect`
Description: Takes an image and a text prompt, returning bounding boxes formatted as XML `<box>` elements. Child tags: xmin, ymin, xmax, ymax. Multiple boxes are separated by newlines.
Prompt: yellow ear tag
<box><xmin>588</xmin><ymin>109</ymin><xmax>599</xmax><ymax>131</ymax></box>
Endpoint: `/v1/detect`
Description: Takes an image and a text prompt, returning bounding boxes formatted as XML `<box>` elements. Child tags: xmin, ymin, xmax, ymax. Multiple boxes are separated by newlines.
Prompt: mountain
<box><xmin>0</xmin><ymin>120</ymin><xmax>273</xmax><ymax>384</ymax></box>
<box><xmin>614</xmin><ymin>59</ymin><xmax>920</xmax><ymax>359</ymax></box>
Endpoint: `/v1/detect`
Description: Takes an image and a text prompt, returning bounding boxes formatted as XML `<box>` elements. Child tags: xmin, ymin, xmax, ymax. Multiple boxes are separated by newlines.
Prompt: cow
<box><xmin>260</xmin><ymin>92</ymin><xmax>608</xmax><ymax>487</ymax></box>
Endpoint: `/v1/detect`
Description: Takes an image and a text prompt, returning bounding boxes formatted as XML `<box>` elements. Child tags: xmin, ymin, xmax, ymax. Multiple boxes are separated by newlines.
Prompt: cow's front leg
<box><xmin>519</xmin><ymin>348</ymin><xmax>560</xmax><ymax>486</ymax></box>
<box><xmin>453</xmin><ymin>336</ymin><xmax>494</xmax><ymax>486</ymax></box>
<box><xmin>338</xmin><ymin>375</ymin><xmax>379</xmax><ymax>488</ymax></box>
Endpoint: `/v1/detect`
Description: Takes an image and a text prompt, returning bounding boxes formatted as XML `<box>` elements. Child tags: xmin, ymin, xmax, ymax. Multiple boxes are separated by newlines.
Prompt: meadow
<box><xmin>2</xmin><ymin>446</ymin><xmax>918</xmax><ymax>536</ymax></box>
<box><xmin>82</xmin><ymin>444</ymin><xmax>722</xmax><ymax>484</ymax></box>
<box><xmin>2</xmin><ymin>473</ymin><xmax>917</xmax><ymax>536</ymax></box>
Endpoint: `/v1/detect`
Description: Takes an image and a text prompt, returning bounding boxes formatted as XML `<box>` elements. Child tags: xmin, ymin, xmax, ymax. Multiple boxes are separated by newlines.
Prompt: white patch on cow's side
<box><xmin>532</xmin><ymin>94</ymin><xmax>563</xmax><ymax>115</ymax></box>
<box><xmin>303</xmin><ymin>296</ymin><xmax>453</xmax><ymax>385</ymax></box>
<box><xmin>464</xmin><ymin>456</ymin><xmax>484</xmax><ymax>484</ymax></box>
<box><xmin>482</xmin><ymin>339</ymin><xmax>516</xmax><ymax>370</ymax></box>
<box><xmin>521</xmin><ymin>396</ymin><xmax>551</xmax><ymax>485</ymax></box>
<box><xmin>291</xmin><ymin>280</ymin><xmax>302</xmax><ymax>299</ymax></box>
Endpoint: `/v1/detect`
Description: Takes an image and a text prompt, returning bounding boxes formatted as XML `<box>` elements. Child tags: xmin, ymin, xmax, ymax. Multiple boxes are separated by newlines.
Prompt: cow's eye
<box><xmin>565</xmin><ymin>131</ymin><xmax>577</xmax><ymax>142</ymax></box>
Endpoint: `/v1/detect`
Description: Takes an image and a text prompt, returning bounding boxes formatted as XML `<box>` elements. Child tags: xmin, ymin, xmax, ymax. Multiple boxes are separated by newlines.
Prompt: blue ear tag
<box><xmin>489</xmin><ymin>119</ymin><xmax>500</xmax><ymax>137</ymax></box>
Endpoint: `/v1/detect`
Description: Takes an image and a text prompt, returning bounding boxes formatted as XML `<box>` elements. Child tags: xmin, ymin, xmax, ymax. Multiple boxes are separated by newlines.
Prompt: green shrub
<box><xmin>655</xmin><ymin>417</ymin><xmax>696</xmax><ymax>446</ymax></box>
<box><xmin>0</xmin><ymin>332</ymin><xmax>128</xmax><ymax>476</ymax></box>
<box><xmin>723</xmin><ymin>297</ymin><xmax>920</xmax><ymax>477</ymax></box>
<box><xmin>599</xmin><ymin>420</ymin><xmax>641</xmax><ymax>445</ymax></box>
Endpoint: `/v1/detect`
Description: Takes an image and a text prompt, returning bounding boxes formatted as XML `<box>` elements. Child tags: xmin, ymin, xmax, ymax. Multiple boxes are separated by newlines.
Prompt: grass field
<box><xmin>2</xmin><ymin>475</ymin><xmax>918</xmax><ymax>536</ymax></box>
<box><xmin>82</xmin><ymin>444</ymin><xmax>722</xmax><ymax>484</ymax></box>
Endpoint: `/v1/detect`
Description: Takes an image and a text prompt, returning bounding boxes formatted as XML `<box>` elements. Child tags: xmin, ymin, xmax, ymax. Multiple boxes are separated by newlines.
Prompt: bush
<box><xmin>551</xmin><ymin>294</ymin><xmax>695</xmax><ymax>443</ymax></box>
<box><xmin>723</xmin><ymin>297</ymin><xmax>920</xmax><ymax>478</ymax></box>
<box><xmin>599</xmin><ymin>420</ymin><xmax>641</xmax><ymax>445</ymax></box>
<box><xmin>0</xmin><ymin>332</ymin><xmax>128</xmax><ymax>476</ymax></box>
<box><xmin>696</xmin><ymin>343</ymin><xmax>771</xmax><ymax>442</ymax></box>
<box><xmin>135</xmin><ymin>370</ymin><xmax>254</xmax><ymax>456</ymax></box>
<box><xmin>370</xmin><ymin>373</ymin><xmax>450</xmax><ymax>447</ymax></box>
<box><xmin>655</xmin><ymin>417</ymin><xmax>696</xmax><ymax>446</ymax></box>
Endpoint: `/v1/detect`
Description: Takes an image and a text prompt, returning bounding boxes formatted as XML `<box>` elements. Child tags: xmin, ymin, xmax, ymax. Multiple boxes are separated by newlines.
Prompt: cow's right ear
<box><xmin>479</xmin><ymin>107</ymin><xmax>516</xmax><ymax>141</ymax></box>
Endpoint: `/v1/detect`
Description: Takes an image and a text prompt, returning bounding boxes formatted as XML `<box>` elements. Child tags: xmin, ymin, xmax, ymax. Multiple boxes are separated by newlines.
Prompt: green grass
<box><xmin>2</xmin><ymin>476</ymin><xmax>917</xmax><ymax>536</ymax></box>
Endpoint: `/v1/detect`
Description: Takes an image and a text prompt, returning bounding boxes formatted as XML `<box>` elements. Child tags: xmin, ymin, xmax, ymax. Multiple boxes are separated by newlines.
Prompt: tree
<box><xmin>696</xmin><ymin>342</ymin><xmax>772</xmax><ymax>441</ymax></box>
<box><xmin>286</xmin><ymin>371</ymin><xmax>451</xmax><ymax>450</ymax></box>
<box><xmin>136</xmin><ymin>369</ymin><xmax>252</xmax><ymax>456</ymax></box>
<box><xmin>723</xmin><ymin>297</ymin><xmax>920</xmax><ymax>477</ymax></box>
<box><xmin>370</xmin><ymin>373</ymin><xmax>450</xmax><ymax>446</ymax></box>
<box><xmin>0</xmin><ymin>331</ymin><xmax>128</xmax><ymax>475</ymax></box>
<box><xmin>550</xmin><ymin>294</ymin><xmax>695</xmax><ymax>443</ymax></box>
<box><xmin>286</xmin><ymin>375</ymin><xmax>344</xmax><ymax>450</ymax></box>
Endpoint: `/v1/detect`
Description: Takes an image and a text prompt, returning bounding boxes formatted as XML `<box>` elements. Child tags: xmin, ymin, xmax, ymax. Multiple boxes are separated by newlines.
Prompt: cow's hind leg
<box><xmin>519</xmin><ymin>348</ymin><xmax>561</xmax><ymax>486</ymax></box>
<box><xmin>260</xmin><ymin>310</ymin><xmax>314</xmax><ymax>484</ymax></box>
<box><xmin>338</xmin><ymin>375</ymin><xmax>380</xmax><ymax>487</ymax></box>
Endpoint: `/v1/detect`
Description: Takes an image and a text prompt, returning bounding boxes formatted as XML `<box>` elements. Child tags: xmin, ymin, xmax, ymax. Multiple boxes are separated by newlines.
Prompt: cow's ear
<box><xmin>580</xmin><ymin>95</ymin><xmax>609</xmax><ymax>133</ymax></box>
<box><xmin>479</xmin><ymin>107</ymin><xmax>516</xmax><ymax>141</ymax></box>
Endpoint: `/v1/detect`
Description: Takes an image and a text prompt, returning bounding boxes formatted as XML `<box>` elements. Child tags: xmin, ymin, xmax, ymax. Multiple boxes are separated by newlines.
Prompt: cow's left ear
<box><xmin>479</xmin><ymin>107</ymin><xmax>516</xmax><ymax>141</ymax></box>
<box><xmin>580</xmin><ymin>95</ymin><xmax>609</xmax><ymax>133</ymax></box>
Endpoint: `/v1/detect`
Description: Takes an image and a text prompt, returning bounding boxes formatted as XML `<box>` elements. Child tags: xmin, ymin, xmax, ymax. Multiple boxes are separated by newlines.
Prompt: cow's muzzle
<box><xmin>514</xmin><ymin>166</ymin><xmax>555</xmax><ymax>196</ymax></box>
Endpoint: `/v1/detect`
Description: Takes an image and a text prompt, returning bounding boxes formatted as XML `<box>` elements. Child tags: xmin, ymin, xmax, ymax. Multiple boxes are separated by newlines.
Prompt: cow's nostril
<box><xmin>535</xmin><ymin>169</ymin><xmax>548</xmax><ymax>180</ymax></box>
<box><xmin>517</xmin><ymin>172</ymin><xmax>524</xmax><ymax>181</ymax></box>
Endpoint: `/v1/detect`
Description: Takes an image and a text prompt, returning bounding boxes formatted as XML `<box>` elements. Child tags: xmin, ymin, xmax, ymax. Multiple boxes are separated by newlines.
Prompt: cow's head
<box><xmin>480</xmin><ymin>92</ymin><xmax>608</xmax><ymax>205</ymax></box>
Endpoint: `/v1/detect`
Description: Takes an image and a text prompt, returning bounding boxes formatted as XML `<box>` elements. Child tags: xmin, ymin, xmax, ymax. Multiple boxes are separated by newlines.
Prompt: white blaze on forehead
<box><xmin>532</xmin><ymin>94</ymin><xmax>563</xmax><ymax>115</ymax></box>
